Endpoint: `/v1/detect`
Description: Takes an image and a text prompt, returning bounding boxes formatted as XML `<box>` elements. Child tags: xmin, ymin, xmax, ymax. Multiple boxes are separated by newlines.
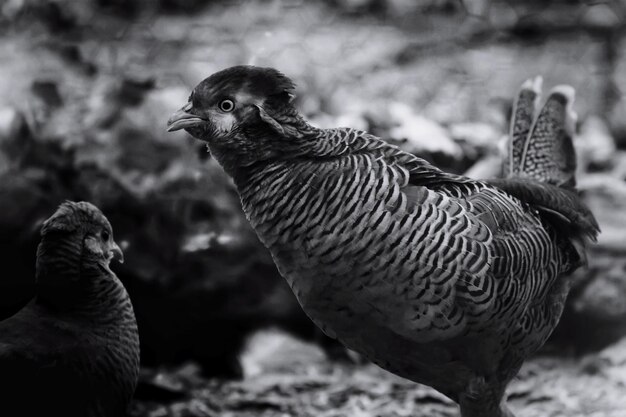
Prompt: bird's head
<box><xmin>167</xmin><ymin>65</ymin><xmax>302</xmax><ymax>170</ymax></box>
<box><xmin>41</xmin><ymin>201</ymin><xmax>124</xmax><ymax>268</ymax></box>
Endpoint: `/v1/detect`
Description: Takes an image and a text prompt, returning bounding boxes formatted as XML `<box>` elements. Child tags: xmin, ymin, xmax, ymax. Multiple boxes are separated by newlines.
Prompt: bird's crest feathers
<box><xmin>194</xmin><ymin>65</ymin><xmax>296</xmax><ymax>105</ymax></box>
<box><xmin>255</xmin><ymin>104</ymin><xmax>286</xmax><ymax>134</ymax></box>
<box><xmin>42</xmin><ymin>201</ymin><xmax>109</xmax><ymax>235</ymax></box>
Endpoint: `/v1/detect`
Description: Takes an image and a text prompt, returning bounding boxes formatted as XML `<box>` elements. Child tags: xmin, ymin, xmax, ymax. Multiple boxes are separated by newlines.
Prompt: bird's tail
<box><xmin>495</xmin><ymin>78</ymin><xmax>599</xmax><ymax>265</ymax></box>
<box><xmin>504</xmin><ymin>76</ymin><xmax>578</xmax><ymax>188</ymax></box>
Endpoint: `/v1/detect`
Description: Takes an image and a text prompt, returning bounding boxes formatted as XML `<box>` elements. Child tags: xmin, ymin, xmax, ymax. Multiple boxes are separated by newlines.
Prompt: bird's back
<box><xmin>0</xmin><ymin>304</ymin><xmax>94</xmax><ymax>416</ymax></box>
<box><xmin>0</xmin><ymin>293</ymin><xmax>139</xmax><ymax>417</ymax></box>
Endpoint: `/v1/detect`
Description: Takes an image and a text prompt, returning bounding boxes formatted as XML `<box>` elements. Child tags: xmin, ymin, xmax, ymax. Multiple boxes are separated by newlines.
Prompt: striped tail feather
<box><xmin>495</xmin><ymin>79</ymin><xmax>599</xmax><ymax>266</ymax></box>
<box><xmin>505</xmin><ymin>76</ymin><xmax>542</xmax><ymax>177</ymax></box>
<box><xmin>506</xmin><ymin>78</ymin><xmax>578</xmax><ymax>188</ymax></box>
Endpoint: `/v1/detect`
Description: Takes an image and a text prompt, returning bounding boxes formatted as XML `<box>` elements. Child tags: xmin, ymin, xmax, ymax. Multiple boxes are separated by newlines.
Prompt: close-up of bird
<box><xmin>167</xmin><ymin>66</ymin><xmax>600</xmax><ymax>417</ymax></box>
<box><xmin>0</xmin><ymin>201</ymin><xmax>140</xmax><ymax>417</ymax></box>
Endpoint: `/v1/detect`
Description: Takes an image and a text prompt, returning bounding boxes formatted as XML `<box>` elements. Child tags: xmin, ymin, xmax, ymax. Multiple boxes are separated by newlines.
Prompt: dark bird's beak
<box><xmin>167</xmin><ymin>102</ymin><xmax>205</xmax><ymax>132</ymax></box>
<box><xmin>110</xmin><ymin>241</ymin><xmax>124</xmax><ymax>264</ymax></box>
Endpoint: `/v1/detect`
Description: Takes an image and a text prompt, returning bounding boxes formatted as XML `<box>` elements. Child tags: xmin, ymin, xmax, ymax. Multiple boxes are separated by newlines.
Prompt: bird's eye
<box><xmin>219</xmin><ymin>99</ymin><xmax>235</xmax><ymax>112</ymax></box>
<box><xmin>102</xmin><ymin>231</ymin><xmax>110</xmax><ymax>242</ymax></box>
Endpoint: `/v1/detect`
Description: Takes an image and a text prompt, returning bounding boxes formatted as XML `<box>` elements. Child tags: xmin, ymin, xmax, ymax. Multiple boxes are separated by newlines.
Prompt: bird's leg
<box><xmin>499</xmin><ymin>403</ymin><xmax>516</xmax><ymax>417</ymax></box>
<box><xmin>458</xmin><ymin>377</ymin><xmax>515</xmax><ymax>417</ymax></box>
<box><xmin>459</xmin><ymin>397</ymin><xmax>515</xmax><ymax>417</ymax></box>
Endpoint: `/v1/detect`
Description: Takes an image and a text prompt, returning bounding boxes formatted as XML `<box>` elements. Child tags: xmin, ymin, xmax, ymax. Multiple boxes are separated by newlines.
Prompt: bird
<box><xmin>0</xmin><ymin>201</ymin><xmax>140</xmax><ymax>417</ymax></box>
<box><xmin>167</xmin><ymin>66</ymin><xmax>599</xmax><ymax>417</ymax></box>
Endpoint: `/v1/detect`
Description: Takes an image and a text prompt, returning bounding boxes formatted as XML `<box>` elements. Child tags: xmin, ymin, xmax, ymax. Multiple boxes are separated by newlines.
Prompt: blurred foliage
<box><xmin>1</xmin><ymin>0</ymin><xmax>626</xmax><ymax>415</ymax></box>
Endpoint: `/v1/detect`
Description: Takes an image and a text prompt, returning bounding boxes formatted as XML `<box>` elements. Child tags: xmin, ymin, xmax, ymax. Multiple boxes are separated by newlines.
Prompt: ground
<box><xmin>132</xmin><ymin>330</ymin><xmax>626</xmax><ymax>417</ymax></box>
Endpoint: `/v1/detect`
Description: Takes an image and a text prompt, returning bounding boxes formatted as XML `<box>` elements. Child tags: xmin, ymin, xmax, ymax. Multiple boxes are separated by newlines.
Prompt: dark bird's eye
<box><xmin>102</xmin><ymin>231</ymin><xmax>110</xmax><ymax>242</ymax></box>
<box><xmin>219</xmin><ymin>99</ymin><xmax>234</xmax><ymax>112</ymax></box>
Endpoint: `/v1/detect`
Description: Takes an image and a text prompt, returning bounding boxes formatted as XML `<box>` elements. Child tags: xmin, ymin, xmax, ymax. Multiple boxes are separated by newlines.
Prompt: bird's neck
<box><xmin>207</xmin><ymin>121</ymin><xmax>323</xmax><ymax>178</ymax></box>
<box><xmin>35</xmin><ymin>235</ymin><xmax>132</xmax><ymax>320</ymax></box>
<box><xmin>36</xmin><ymin>233</ymin><xmax>82</xmax><ymax>289</ymax></box>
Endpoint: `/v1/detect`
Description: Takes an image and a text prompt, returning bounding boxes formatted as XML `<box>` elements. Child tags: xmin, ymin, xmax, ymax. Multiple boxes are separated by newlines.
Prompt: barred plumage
<box><xmin>168</xmin><ymin>66</ymin><xmax>599</xmax><ymax>417</ymax></box>
<box><xmin>0</xmin><ymin>201</ymin><xmax>140</xmax><ymax>417</ymax></box>
<box><xmin>504</xmin><ymin>77</ymin><xmax>578</xmax><ymax>188</ymax></box>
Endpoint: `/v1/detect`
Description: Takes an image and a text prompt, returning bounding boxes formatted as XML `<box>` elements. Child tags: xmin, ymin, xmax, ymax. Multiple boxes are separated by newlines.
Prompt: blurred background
<box><xmin>1</xmin><ymin>0</ymin><xmax>626</xmax><ymax>416</ymax></box>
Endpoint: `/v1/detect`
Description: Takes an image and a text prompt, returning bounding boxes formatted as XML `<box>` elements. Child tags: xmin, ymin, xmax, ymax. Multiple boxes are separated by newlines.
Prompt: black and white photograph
<box><xmin>0</xmin><ymin>0</ymin><xmax>625</xmax><ymax>416</ymax></box>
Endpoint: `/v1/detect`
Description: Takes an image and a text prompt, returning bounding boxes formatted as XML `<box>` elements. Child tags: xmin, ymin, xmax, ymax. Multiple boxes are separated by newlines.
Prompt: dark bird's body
<box><xmin>168</xmin><ymin>67</ymin><xmax>599</xmax><ymax>416</ymax></box>
<box><xmin>0</xmin><ymin>202</ymin><xmax>139</xmax><ymax>417</ymax></box>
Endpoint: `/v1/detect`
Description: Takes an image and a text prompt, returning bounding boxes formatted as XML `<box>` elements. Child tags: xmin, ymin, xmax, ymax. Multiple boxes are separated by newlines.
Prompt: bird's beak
<box><xmin>167</xmin><ymin>102</ymin><xmax>205</xmax><ymax>132</ymax></box>
<box><xmin>110</xmin><ymin>241</ymin><xmax>124</xmax><ymax>264</ymax></box>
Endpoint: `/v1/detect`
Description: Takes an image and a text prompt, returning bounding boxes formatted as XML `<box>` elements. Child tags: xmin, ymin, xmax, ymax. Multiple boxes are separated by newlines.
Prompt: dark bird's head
<box><xmin>41</xmin><ymin>201</ymin><xmax>123</xmax><ymax>266</ymax></box>
<box><xmin>37</xmin><ymin>202</ymin><xmax>124</xmax><ymax>298</ymax></box>
<box><xmin>167</xmin><ymin>65</ymin><xmax>306</xmax><ymax>172</ymax></box>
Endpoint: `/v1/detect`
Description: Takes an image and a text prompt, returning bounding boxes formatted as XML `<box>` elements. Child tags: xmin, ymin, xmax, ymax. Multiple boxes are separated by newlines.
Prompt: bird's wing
<box><xmin>0</xmin><ymin>304</ymin><xmax>60</xmax><ymax>373</ymax></box>
<box><xmin>385</xmin><ymin>177</ymin><xmax>562</xmax><ymax>342</ymax></box>
<box><xmin>486</xmin><ymin>177</ymin><xmax>599</xmax><ymax>268</ymax></box>
<box><xmin>487</xmin><ymin>178</ymin><xmax>599</xmax><ymax>240</ymax></box>
<box><xmin>0</xmin><ymin>316</ymin><xmax>51</xmax><ymax>406</ymax></box>
<box><xmin>0</xmin><ymin>343</ymin><xmax>92</xmax><ymax>416</ymax></box>
<box><xmin>292</xmin><ymin>143</ymin><xmax>559</xmax><ymax>345</ymax></box>
<box><xmin>0</xmin><ymin>307</ymin><xmax>92</xmax><ymax>414</ymax></box>
<box><xmin>0</xmin><ymin>340</ymin><xmax>42</xmax><ymax>383</ymax></box>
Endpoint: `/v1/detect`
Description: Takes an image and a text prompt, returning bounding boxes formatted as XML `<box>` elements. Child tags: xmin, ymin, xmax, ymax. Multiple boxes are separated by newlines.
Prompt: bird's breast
<box><xmin>238</xmin><ymin>159</ymin><xmax>471</xmax><ymax>344</ymax></box>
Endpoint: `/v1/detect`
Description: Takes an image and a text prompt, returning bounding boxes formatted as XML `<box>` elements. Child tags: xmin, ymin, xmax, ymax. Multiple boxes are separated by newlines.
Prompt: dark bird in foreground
<box><xmin>0</xmin><ymin>201</ymin><xmax>140</xmax><ymax>417</ymax></box>
<box><xmin>168</xmin><ymin>66</ymin><xmax>599</xmax><ymax>417</ymax></box>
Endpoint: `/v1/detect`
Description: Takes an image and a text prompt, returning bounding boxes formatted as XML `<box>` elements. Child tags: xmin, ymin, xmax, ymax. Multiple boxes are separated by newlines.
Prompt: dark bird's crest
<box><xmin>193</xmin><ymin>65</ymin><xmax>296</xmax><ymax>105</ymax></box>
<box><xmin>42</xmin><ymin>201</ymin><xmax>110</xmax><ymax>235</ymax></box>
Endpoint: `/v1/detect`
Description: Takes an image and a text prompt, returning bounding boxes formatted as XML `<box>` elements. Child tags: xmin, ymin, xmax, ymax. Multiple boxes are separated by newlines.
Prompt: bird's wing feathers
<box><xmin>0</xmin><ymin>339</ymin><xmax>92</xmax><ymax>415</ymax></box>
<box><xmin>294</xmin><ymin>143</ymin><xmax>561</xmax><ymax>345</ymax></box>
<box><xmin>486</xmin><ymin>177</ymin><xmax>600</xmax><ymax>268</ymax></box>
<box><xmin>487</xmin><ymin>178</ymin><xmax>599</xmax><ymax>240</ymax></box>
<box><xmin>395</xmin><ymin>174</ymin><xmax>561</xmax><ymax>340</ymax></box>
<box><xmin>0</xmin><ymin>305</ymin><xmax>97</xmax><ymax>414</ymax></box>
<box><xmin>0</xmin><ymin>315</ymin><xmax>57</xmax><ymax>400</ymax></box>
<box><xmin>0</xmin><ymin>340</ymin><xmax>50</xmax><ymax>385</ymax></box>
<box><xmin>0</xmin><ymin>304</ymin><xmax>65</xmax><ymax>369</ymax></box>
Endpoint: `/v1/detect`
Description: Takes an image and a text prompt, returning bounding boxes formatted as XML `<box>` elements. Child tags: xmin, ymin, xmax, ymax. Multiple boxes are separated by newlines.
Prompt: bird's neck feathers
<box><xmin>36</xmin><ymin>232</ymin><xmax>82</xmax><ymax>283</ymax></box>
<box><xmin>267</xmin><ymin>102</ymin><xmax>321</xmax><ymax>137</ymax></box>
<box><xmin>35</xmin><ymin>233</ymin><xmax>130</xmax><ymax>318</ymax></box>
<box><xmin>209</xmin><ymin>105</ymin><xmax>323</xmax><ymax>178</ymax></box>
